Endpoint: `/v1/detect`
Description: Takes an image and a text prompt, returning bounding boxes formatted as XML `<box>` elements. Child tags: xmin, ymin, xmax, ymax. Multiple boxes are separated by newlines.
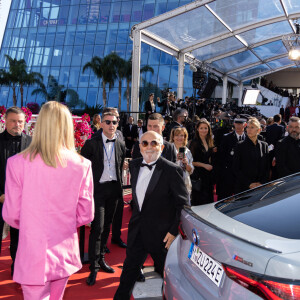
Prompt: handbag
<box><xmin>191</xmin><ymin>178</ymin><xmax>202</xmax><ymax>192</ymax></box>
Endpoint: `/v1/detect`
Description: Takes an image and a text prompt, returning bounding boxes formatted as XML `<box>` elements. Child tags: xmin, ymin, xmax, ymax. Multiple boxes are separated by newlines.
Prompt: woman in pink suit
<box><xmin>3</xmin><ymin>101</ymin><xmax>94</xmax><ymax>300</ymax></box>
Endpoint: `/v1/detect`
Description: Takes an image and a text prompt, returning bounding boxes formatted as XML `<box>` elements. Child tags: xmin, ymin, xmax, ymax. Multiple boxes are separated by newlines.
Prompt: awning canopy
<box><xmin>130</xmin><ymin>0</ymin><xmax>300</xmax><ymax>111</ymax></box>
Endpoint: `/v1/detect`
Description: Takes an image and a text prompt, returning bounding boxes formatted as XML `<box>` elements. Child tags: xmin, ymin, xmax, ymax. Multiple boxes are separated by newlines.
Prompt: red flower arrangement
<box><xmin>0</xmin><ymin>105</ymin><xmax>6</xmax><ymax>115</ymax></box>
<box><xmin>21</xmin><ymin>107</ymin><xmax>33</xmax><ymax>122</ymax></box>
<box><xmin>73</xmin><ymin>115</ymin><xmax>92</xmax><ymax>152</ymax></box>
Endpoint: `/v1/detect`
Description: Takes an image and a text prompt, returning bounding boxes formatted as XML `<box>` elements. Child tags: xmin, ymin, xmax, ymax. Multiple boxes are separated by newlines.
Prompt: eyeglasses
<box><xmin>180</xmin><ymin>115</ymin><xmax>187</xmax><ymax>118</ymax></box>
<box><xmin>103</xmin><ymin>120</ymin><xmax>118</xmax><ymax>125</ymax></box>
<box><xmin>140</xmin><ymin>140</ymin><xmax>160</xmax><ymax>147</ymax></box>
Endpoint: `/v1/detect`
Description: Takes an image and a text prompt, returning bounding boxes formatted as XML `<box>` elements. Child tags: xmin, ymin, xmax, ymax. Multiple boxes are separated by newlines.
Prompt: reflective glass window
<box><xmin>167</xmin><ymin>0</ymin><xmax>179</xmax><ymax>11</ymax></box>
<box><xmin>40</xmin><ymin>67</ymin><xmax>50</xmax><ymax>84</ymax></box>
<box><xmin>160</xmin><ymin>52</ymin><xmax>172</xmax><ymax>65</ymax></box>
<box><xmin>33</xmin><ymin>47</ymin><xmax>44</xmax><ymax>66</ymax></box>
<box><xmin>69</xmin><ymin>67</ymin><xmax>81</xmax><ymax>87</ymax></box>
<box><xmin>71</xmin><ymin>46</ymin><xmax>83</xmax><ymax>66</ymax></box>
<box><xmin>75</xmin><ymin>25</ymin><xmax>86</xmax><ymax>45</ymax></box>
<box><xmin>2</xmin><ymin>29</ymin><xmax>13</xmax><ymax>47</ymax></box>
<box><xmin>143</xmin><ymin>1</ymin><xmax>155</xmax><ymax>21</ymax></box>
<box><xmin>15</xmin><ymin>10</ymin><xmax>24</xmax><ymax>28</ymax></box>
<box><xmin>22</xmin><ymin>10</ymin><xmax>31</xmax><ymax>27</ymax></box>
<box><xmin>16</xmin><ymin>48</ymin><xmax>25</xmax><ymax>60</ymax></box>
<box><xmin>19</xmin><ymin>28</ymin><xmax>28</xmax><ymax>47</ymax></box>
<box><xmin>79</xmin><ymin>69</ymin><xmax>90</xmax><ymax>87</ymax></box>
<box><xmin>93</xmin><ymin>45</ymin><xmax>104</xmax><ymax>59</ymax></box>
<box><xmin>85</xmin><ymin>25</ymin><xmax>96</xmax><ymax>44</ymax></box>
<box><xmin>42</xmin><ymin>47</ymin><xmax>53</xmax><ymax>66</ymax></box>
<box><xmin>141</xmin><ymin>43</ymin><xmax>150</xmax><ymax>65</ymax></box>
<box><xmin>59</xmin><ymin>67</ymin><xmax>70</xmax><ymax>85</ymax></box>
<box><xmin>131</xmin><ymin>1</ymin><xmax>143</xmax><ymax>22</ymax></box>
<box><xmin>86</xmin><ymin>88</ymin><xmax>98</xmax><ymax>106</ymax></box>
<box><xmin>120</xmin><ymin>1</ymin><xmax>132</xmax><ymax>22</ymax></box>
<box><xmin>36</xmin><ymin>27</ymin><xmax>46</xmax><ymax>47</ymax></box>
<box><xmin>58</xmin><ymin>5</ymin><xmax>69</xmax><ymax>25</ymax></box>
<box><xmin>104</xmin><ymin>44</ymin><xmax>116</xmax><ymax>56</ymax></box>
<box><xmin>26</xmin><ymin>28</ymin><xmax>37</xmax><ymax>47</ymax></box>
<box><xmin>169</xmin><ymin>64</ymin><xmax>179</xmax><ymax>87</ymax></box>
<box><xmin>65</xmin><ymin>26</ymin><xmax>76</xmax><ymax>45</ymax></box>
<box><xmin>50</xmin><ymin>68</ymin><xmax>60</xmax><ymax>79</ymax></box>
<box><xmin>110</xmin><ymin>2</ymin><xmax>121</xmax><ymax>23</ymax></box>
<box><xmin>82</xmin><ymin>45</ymin><xmax>94</xmax><ymax>65</ymax></box>
<box><xmin>115</xmin><ymin>44</ymin><xmax>126</xmax><ymax>58</ymax></box>
<box><xmin>252</xmin><ymin>40</ymin><xmax>287</xmax><ymax>60</ymax></box>
<box><xmin>125</xmin><ymin>44</ymin><xmax>132</xmax><ymax>59</ymax></box>
<box><xmin>117</xmin><ymin>23</ymin><xmax>129</xmax><ymax>43</ymax></box>
<box><xmin>78</xmin><ymin>4</ymin><xmax>88</xmax><ymax>24</ymax></box>
<box><xmin>155</xmin><ymin>0</ymin><xmax>167</xmax><ymax>15</ymax></box>
<box><xmin>45</xmin><ymin>27</ymin><xmax>56</xmax><ymax>47</ymax></box>
<box><xmin>52</xmin><ymin>48</ymin><xmax>63</xmax><ymax>66</ymax></box>
<box><xmin>29</xmin><ymin>9</ymin><xmax>40</xmax><ymax>27</ymax></box>
<box><xmin>40</xmin><ymin>2</ymin><xmax>50</xmax><ymax>19</ymax></box>
<box><xmin>55</xmin><ymin>26</ymin><xmax>66</xmax><ymax>46</ymax></box>
<box><xmin>77</xmin><ymin>88</ymin><xmax>87</xmax><ymax>104</ymax></box>
<box><xmin>95</xmin><ymin>24</ymin><xmax>108</xmax><ymax>44</ymax></box>
<box><xmin>106</xmin><ymin>23</ymin><xmax>118</xmax><ymax>44</ymax></box>
<box><xmin>68</xmin><ymin>5</ymin><xmax>79</xmax><ymax>25</ymax></box>
<box><xmin>148</xmin><ymin>47</ymin><xmax>161</xmax><ymax>65</ymax></box>
<box><xmin>183</xmin><ymin>65</ymin><xmax>193</xmax><ymax>89</ymax></box>
<box><xmin>157</xmin><ymin>65</ymin><xmax>171</xmax><ymax>87</ymax></box>
<box><xmin>11</xmin><ymin>28</ymin><xmax>20</xmax><ymax>47</ymax></box>
<box><xmin>99</xmin><ymin>3</ymin><xmax>110</xmax><ymax>23</ymax></box>
<box><xmin>267</xmin><ymin>57</ymin><xmax>294</xmax><ymax>69</ymax></box>
<box><xmin>6</xmin><ymin>10</ymin><xmax>17</xmax><ymax>28</ymax></box>
<box><xmin>88</xmin><ymin>3</ymin><xmax>99</xmax><ymax>24</ymax></box>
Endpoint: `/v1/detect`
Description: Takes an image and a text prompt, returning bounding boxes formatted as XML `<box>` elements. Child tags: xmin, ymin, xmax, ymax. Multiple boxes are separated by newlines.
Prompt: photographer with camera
<box><xmin>157</xmin><ymin>92</ymin><xmax>177</xmax><ymax>117</ymax></box>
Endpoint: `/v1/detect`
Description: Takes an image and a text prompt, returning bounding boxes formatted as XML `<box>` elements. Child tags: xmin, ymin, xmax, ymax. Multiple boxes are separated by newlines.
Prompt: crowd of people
<box><xmin>1</xmin><ymin>97</ymin><xmax>300</xmax><ymax>299</ymax></box>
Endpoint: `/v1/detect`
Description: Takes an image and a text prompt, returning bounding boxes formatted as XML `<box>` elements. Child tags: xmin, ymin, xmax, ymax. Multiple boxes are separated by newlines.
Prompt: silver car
<box><xmin>163</xmin><ymin>175</ymin><xmax>300</xmax><ymax>300</ymax></box>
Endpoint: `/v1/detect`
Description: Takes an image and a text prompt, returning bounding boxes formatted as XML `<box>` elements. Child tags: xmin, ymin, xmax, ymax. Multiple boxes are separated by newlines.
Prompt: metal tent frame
<box><xmin>130</xmin><ymin>0</ymin><xmax>300</xmax><ymax>112</ymax></box>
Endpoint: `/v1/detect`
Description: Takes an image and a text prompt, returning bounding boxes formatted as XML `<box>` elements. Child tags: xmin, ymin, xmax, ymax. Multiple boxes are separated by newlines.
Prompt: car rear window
<box><xmin>215</xmin><ymin>176</ymin><xmax>300</xmax><ymax>239</ymax></box>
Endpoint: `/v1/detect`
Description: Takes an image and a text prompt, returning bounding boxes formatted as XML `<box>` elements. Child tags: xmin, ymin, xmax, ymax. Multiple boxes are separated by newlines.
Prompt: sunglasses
<box><xmin>140</xmin><ymin>140</ymin><xmax>160</xmax><ymax>147</ymax></box>
<box><xmin>103</xmin><ymin>120</ymin><xmax>118</xmax><ymax>125</ymax></box>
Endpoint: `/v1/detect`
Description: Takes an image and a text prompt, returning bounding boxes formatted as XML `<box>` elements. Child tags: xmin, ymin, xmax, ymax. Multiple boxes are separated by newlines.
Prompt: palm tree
<box><xmin>82</xmin><ymin>56</ymin><xmax>116</xmax><ymax>107</ymax></box>
<box><xmin>31</xmin><ymin>75</ymin><xmax>83</xmax><ymax>107</ymax></box>
<box><xmin>0</xmin><ymin>55</ymin><xmax>43</xmax><ymax>107</ymax></box>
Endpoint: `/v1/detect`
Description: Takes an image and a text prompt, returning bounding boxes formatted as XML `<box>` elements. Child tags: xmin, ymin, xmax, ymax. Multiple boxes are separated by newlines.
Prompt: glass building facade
<box><xmin>0</xmin><ymin>0</ymin><xmax>194</xmax><ymax>109</ymax></box>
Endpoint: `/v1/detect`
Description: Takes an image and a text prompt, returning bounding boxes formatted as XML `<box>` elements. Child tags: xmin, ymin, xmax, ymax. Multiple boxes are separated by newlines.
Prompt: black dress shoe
<box><xmin>86</xmin><ymin>271</ymin><xmax>98</xmax><ymax>286</ymax></box>
<box><xmin>99</xmin><ymin>258</ymin><xmax>115</xmax><ymax>273</ymax></box>
<box><xmin>136</xmin><ymin>270</ymin><xmax>145</xmax><ymax>282</ymax></box>
<box><xmin>111</xmin><ymin>238</ymin><xmax>127</xmax><ymax>248</ymax></box>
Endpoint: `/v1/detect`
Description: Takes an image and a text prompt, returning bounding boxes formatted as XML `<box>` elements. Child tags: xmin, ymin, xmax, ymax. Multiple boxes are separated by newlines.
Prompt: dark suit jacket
<box><xmin>123</xmin><ymin>124</ymin><xmax>138</xmax><ymax>149</ymax></box>
<box><xmin>157</xmin><ymin>100</ymin><xmax>176</xmax><ymax>116</ymax></box>
<box><xmin>275</xmin><ymin>135</ymin><xmax>300</xmax><ymax>178</ymax></box>
<box><xmin>233</xmin><ymin>137</ymin><xmax>269</xmax><ymax>193</ymax></box>
<box><xmin>81</xmin><ymin>132</ymin><xmax>126</xmax><ymax>195</ymax></box>
<box><xmin>128</xmin><ymin>157</ymin><xmax>188</xmax><ymax>252</ymax></box>
<box><xmin>266</xmin><ymin>123</ymin><xmax>285</xmax><ymax>147</ymax></box>
<box><xmin>131</xmin><ymin>140</ymin><xmax>177</xmax><ymax>163</ymax></box>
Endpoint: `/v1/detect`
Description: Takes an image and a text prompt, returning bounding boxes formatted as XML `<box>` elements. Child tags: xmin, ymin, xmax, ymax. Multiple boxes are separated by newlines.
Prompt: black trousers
<box><xmin>10</xmin><ymin>227</ymin><xmax>19</xmax><ymax>274</ymax></box>
<box><xmin>112</xmin><ymin>197</ymin><xmax>124</xmax><ymax>241</ymax></box>
<box><xmin>88</xmin><ymin>181</ymin><xmax>119</xmax><ymax>272</ymax></box>
<box><xmin>114</xmin><ymin>232</ymin><xmax>167</xmax><ymax>300</ymax></box>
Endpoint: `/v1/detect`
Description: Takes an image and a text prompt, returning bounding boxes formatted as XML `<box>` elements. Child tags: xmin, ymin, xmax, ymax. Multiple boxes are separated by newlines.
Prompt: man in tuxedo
<box><xmin>132</xmin><ymin>113</ymin><xmax>176</xmax><ymax>163</ymax></box>
<box><xmin>123</xmin><ymin>116</ymin><xmax>138</xmax><ymax>157</ymax></box>
<box><xmin>114</xmin><ymin>131</ymin><xmax>188</xmax><ymax>300</ymax></box>
<box><xmin>217</xmin><ymin>118</ymin><xmax>246</xmax><ymax>200</ymax></box>
<box><xmin>276</xmin><ymin>117</ymin><xmax>300</xmax><ymax>178</ymax></box>
<box><xmin>81</xmin><ymin>112</ymin><xmax>126</xmax><ymax>286</ymax></box>
<box><xmin>137</xmin><ymin>119</ymin><xmax>146</xmax><ymax>141</ymax></box>
<box><xmin>0</xmin><ymin>107</ymin><xmax>31</xmax><ymax>275</ymax></box>
<box><xmin>165</xmin><ymin>108</ymin><xmax>188</xmax><ymax>141</ymax></box>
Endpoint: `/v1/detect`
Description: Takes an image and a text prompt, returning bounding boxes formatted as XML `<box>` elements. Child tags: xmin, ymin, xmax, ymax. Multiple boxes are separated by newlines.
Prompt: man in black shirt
<box><xmin>276</xmin><ymin>117</ymin><xmax>300</xmax><ymax>178</ymax></box>
<box><xmin>0</xmin><ymin>107</ymin><xmax>31</xmax><ymax>275</ymax></box>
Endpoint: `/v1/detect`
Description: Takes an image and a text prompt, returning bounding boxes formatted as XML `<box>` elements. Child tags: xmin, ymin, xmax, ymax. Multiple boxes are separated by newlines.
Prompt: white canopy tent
<box><xmin>130</xmin><ymin>0</ymin><xmax>300</xmax><ymax>112</ymax></box>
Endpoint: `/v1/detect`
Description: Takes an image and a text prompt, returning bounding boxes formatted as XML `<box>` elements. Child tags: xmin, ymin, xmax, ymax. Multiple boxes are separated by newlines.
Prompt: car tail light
<box><xmin>178</xmin><ymin>222</ymin><xmax>187</xmax><ymax>240</ymax></box>
<box><xmin>224</xmin><ymin>265</ymin><xmax>300</xmax><ymax>300</ymax></box>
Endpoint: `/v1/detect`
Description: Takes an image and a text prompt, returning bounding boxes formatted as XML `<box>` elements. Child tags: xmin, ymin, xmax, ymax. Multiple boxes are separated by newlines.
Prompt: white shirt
<box><xmin>235</xmin><ymin>132</ymin><xmax>245</xmax><ymax>141</ymax></box>
<box><xmin>137</xmin><ymin>127</ymin><xmax>144</xmax><ymax>140</ymax></box>
<box><xmin>136</xmin><ymin>159</ymin><xmax>157</xmax><ymax>211</ymax></box>
<box><xmin>100</xmin><ymin>132</ymin><xmax>117</xmax><ymax>183</ymax></box>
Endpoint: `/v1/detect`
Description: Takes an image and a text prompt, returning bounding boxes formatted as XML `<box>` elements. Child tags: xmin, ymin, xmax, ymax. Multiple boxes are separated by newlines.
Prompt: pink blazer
<box><xmin>3</xmin><ymin>150</ymin><xmax>94</xmax><ymax>285</ymax></box>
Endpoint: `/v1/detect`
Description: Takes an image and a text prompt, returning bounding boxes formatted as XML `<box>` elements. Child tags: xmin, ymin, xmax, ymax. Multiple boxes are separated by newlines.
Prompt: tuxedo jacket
<box><xmin>266</xmin><ymin>123</ymin><xmax>285</xmax><ymax>147</ymax></box>
<box><xmin>131</xmin><ymin>139</ymin><xmax>177</xmax><ymax>163</ymax></box>
<box><xmin>123</xmin><ymin>124</ymin><xmax>138</xmax><ymax>149</ymax></box>
<box><xmin>81</xmin><ymin>132</ymin><xmax>126</xmax><ymax>195</ymax></box>
<box><xmin>128</xmin><ymin>157</ymin><xmax>188</xmax><ymax>252</ymax></box>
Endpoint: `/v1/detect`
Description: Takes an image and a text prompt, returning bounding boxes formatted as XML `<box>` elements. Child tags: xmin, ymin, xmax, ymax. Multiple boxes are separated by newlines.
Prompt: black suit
<box><xmin>157</xmin><ymin>99</ymin><xmax>176</xmax><ymax>116</ymax></box>
<box><xmin>81</xmin><ymin>132</ymin><xmax>126</xmax><ymax>271</ymax></box>
<box><xmin>123</xmin><ymin>124</ymin><xmax>138</xmax><ymax>155</ymax></box>
<box><xmin>0</xmin><ymin>130</ymin><xmax>31</xmax><ymax>272</ymax></box>
<box><xmin>266</xmin><ymin>123</ymin><xmax>285</xmax><ymax>148</ymax></box>
<box><xmin>144</xmin><ymin>100</ymin><xmax>156</xmax><ymax>121</ymax></box>
<box><xmin>114</xmin><ymin>157</ymin><xmax>188</xmax><ymax>300</ymax></box>
<box><xmin>233</xmin><ymin>137</ymin><xmax>269</xmax><ymax>193</ymax></box>
<box><xmin>275</xmin><ymin>135</ymin><xmax>300</xmax><ymax>178</ymax></box>
<box><xmin>131</xmin><ymin>139</ymin><xmax>177</xmax><ymax>163</ymax></box>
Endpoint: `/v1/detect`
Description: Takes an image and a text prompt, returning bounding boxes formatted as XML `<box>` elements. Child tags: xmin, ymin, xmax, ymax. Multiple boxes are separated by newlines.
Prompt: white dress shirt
<box><xmin>100</xmin><ymin>132</ymin><xmax>117</xmax><ymax>183</ymax></box>
<box><xmin>136</xmin><ymin>159</ymin><xmax>157</xmax><ymax>211</ymax></box>
<box><xmin>235</xmin><ymin>132</ymin><xmax>245</xmax><ymax>141</ymax></box>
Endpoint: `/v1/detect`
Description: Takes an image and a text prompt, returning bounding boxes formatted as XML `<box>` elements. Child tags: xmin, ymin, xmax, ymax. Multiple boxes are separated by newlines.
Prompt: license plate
<box><xmin>188</xmin><ymin>243</ymin><xmax>224</xmax><ymax>287</ymax></box>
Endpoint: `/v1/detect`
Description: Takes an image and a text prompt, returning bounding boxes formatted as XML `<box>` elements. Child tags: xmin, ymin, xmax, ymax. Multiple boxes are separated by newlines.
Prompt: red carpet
<box><xmin>0</xmin><ymin>194</ymin><xmax>153</xmax><ymax>299</ymax></box>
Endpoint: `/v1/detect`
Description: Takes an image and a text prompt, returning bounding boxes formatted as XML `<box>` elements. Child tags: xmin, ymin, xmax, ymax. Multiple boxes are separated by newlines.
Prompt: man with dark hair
<box><xmin>157</xmin><ymin>92</ymin><xmax>176</xmax><ymax>117</ymax></box>
<box><xmin>123</xmin><ymin>116</ymin><xmax>138</xmax><ymax>157</ymax></box>
<box><xmin>132</xmin><ymin>113</ymin><xmax>176</xmax><ymax>162</ymax></box>
<box><xmin>276</xmin><ymin>117</ymin><xmax>300</xmax><ymax>178</ymax></box>
<box><xmin>81</xmin><ymin>111</ymin><xmax>126</xmax><ymax>286</ymax></box>
<box><xmin>0</xmin><ymin>107</ymin><xmax>31</xmax><ymax>276</ymax></box>
<box><xmin>166</xmin><ymin>108</ymin><xmax>188</xmax><ymax>140</ymax></box>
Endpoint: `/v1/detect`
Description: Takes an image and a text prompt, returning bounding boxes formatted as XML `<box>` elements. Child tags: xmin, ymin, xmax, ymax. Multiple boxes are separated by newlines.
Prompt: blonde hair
<box><xmin>247</xmin><ymin>117</ymin><xmax>261</xmax><ymax>129</ymax></box>
<box><xmin>22</xmin><ymin>101</ymin><xmax>76</xmax><ymax>168</ymax></box>
<box><xmin>169</xmin><ymin>127</ymin><xmax>188</xmax><ymax>146</ymax></box>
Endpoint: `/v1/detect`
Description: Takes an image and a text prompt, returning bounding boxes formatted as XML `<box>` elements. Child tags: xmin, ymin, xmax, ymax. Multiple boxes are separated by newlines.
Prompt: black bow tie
<box><xmin>106</xmin><ymin>139</ymin><xmax>116</xmax><ymax>143</ymax></box>
<box><xmin>141</xmin><ymin>162</ymin><xmax>157</xmax><ymax>170</ymax></box>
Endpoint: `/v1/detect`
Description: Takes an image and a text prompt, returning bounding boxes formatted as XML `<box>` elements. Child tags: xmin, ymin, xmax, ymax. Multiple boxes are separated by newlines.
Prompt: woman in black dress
<box><xmin>233</xmin><ymin>117</ymin><xmax>269</xmax><ymax>193</ymax></box>
<box><xmin>189</xmin><ymin>119</ymin><xmax>215</xmax><ymax>205</ymax></box>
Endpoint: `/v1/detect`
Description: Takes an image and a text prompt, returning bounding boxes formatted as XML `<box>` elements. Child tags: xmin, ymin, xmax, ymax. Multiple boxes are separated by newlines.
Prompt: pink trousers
<box><xmin>21</xmin><ymin>277</ymin><xmax>69</xmax><ymax>300</ymax></box>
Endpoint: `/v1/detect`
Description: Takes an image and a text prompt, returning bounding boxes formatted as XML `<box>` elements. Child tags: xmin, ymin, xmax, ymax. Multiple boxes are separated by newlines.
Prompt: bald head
<box><xmin>139</xmin><ymin>131</ymin><xmax>164</xmax><ymax>163</ymax></box>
